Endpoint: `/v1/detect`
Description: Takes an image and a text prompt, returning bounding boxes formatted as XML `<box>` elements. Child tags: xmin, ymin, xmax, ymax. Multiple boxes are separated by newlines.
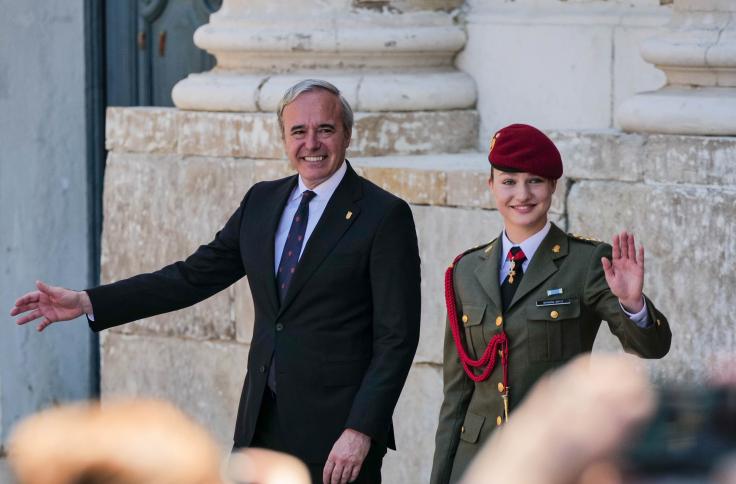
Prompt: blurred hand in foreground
<box><xmin>461</xmin><ymin>354</ymin><xmax>656</xmax><ymax>484</ymax></box>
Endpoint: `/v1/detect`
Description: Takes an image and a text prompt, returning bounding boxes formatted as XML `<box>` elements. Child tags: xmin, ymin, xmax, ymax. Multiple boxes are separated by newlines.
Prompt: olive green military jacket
<box><xmin>430</xmin><ymin>223</ymin><xmax>671</xmax><ymax>484</ymax></box>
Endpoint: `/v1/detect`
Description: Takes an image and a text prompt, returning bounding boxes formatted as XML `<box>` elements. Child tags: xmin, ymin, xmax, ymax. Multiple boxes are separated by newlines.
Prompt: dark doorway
<box><xmin>106</xmin><ymin>0</ymin><xmax>222</xmax><ymax>108</ymax></box>
<box><xmin>84</xmin><ymin>0</ymin><xmax>222</xmax><ymax>393</ymax></box>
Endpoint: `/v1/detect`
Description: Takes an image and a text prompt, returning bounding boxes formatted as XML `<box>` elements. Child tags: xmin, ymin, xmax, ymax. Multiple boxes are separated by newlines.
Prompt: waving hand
<box><xmin>601</xmin><ymin>231</ymin><xmax>645</xmax><ymax>313</ymax></box>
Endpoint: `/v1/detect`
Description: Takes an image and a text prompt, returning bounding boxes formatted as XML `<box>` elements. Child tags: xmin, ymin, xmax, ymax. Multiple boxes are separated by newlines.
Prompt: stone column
<box><xmin>172</xmin><ymin>0</ymin><xmax>475</xmax><ymax>113</ymax></box>
<box><xmin>617</xmin><ymin>0</ymin><xmax>736</xmax><ymax>135</ymax></box>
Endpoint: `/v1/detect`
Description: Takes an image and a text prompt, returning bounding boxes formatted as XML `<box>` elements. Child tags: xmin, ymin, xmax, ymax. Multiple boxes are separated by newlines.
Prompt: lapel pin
<box><xmin>552</xmin><ymin>244</ymin><xmax>561</xmax><ymax>253</ymax></box>
<box><xmin>547</xmin><ymin>288</ymin><xmax>563</xmax><ymax>296</ymax></box>
<box><xmin>345</xmin><ymin>211</ymin><xmax>353</xmax><ymax>220</ymax></box>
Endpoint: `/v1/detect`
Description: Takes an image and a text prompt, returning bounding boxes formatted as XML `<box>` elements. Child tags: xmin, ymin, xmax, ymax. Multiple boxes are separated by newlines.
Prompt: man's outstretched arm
<box><xmin>11</xmin><ymin>187</ymin><xmax>252</xmax><ymax>332</ymax></box>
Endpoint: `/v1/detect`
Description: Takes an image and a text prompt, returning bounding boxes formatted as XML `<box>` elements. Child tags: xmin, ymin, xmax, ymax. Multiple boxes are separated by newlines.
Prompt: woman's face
<box><xmin>489</xmin><ymin>169</ymin><xmax>557</xmax><ymax>241</ymax></box>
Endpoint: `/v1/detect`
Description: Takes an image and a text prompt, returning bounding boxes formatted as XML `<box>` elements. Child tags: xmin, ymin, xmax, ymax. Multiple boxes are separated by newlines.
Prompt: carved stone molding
<box><xmin>172</xmin><ymin>0</ymin><xmax>476</xmax><ymax>112</ymax></box>
<box><xmin>618</xmin><ymin>0</ymin><xmax>736</xmax><ymax>135</ymax></box>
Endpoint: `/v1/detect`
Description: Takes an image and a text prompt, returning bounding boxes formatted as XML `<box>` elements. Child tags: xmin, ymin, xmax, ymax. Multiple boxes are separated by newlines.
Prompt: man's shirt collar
<box><xmin>291</xmin><ymin>160</ymin><xmax>347</xmax><ymax>202</ymax></box>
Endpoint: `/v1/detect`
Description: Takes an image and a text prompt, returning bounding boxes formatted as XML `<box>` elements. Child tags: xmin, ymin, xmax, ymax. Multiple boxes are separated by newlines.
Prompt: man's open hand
<box><xmin>323</xmin><ymin>428</ymin><xmax>371</xmax><ymax>484</ymax></box>
<box><xmin>10</xmin><ymin>280</ymin><xmax>92</xmax><ymax>331</ymax></box>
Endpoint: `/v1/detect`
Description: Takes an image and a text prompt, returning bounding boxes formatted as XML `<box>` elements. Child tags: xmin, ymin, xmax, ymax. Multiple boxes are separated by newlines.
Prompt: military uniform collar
<box><xmin>473</xmin><ymin>223</ymin><xmax>568</xmax><ymax>312</ymax></box>
<box><xmin>501</xmin><ymin>221</ymin><xmax>552</xmax><ymax>263</ymax></box>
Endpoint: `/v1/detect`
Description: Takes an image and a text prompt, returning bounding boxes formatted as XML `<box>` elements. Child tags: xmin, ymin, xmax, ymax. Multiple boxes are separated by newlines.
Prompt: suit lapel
<box><xmin>474</xmin><ymin>236</ymin><xmax>503</xmax><ymax>313</ymax></box>
<box><xmin>277</xmin><ymin>162</ymin><xmax>363</xmax><ymax>315</ymax></box>
<box><xmin>508</xmin><ymin>224</ymin><xmax>568</xmax><ymax>309</ymax></box>
<box><xmin>256</xmin><ymin>176</ymin><xmax>298</xmax><ymax>316</ymax></box>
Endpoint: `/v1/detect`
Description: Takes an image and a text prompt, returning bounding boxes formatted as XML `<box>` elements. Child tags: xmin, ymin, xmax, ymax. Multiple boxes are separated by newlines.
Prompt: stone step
<box><xmin>351</xmin><ymin>152</ymin><xmax>567</xmax><ymax>213</ymax></box>
<box><xmin>105</xmin><ymin>107</ymin><xmax>479</xmax><ymax>159</ymax></box>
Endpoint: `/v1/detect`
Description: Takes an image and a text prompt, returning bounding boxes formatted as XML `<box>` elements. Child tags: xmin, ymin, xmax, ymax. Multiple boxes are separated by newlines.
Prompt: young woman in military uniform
<box><xmin>430</xmin><ymin>124</ymin><xmax>672</xmax><ymax>484</ymax></box>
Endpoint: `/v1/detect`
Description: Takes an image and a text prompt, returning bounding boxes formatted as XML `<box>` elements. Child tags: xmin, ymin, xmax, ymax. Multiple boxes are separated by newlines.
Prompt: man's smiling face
<box><xmin>281</xmin><ymin>89</ymin><xmax>351</xmax><ymax>189</ymax></box>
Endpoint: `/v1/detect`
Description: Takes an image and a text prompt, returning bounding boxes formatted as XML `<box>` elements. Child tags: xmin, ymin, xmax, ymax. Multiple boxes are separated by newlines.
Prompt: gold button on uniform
<box><xmin>495</xmin><ymin>316</ymin><xmax>503</xmax><ymax>326</ymax></box>
<box><xmin>550</xmin><ymin>310</ymin><xmax>559</xmax><ymax>319</ymax></box>
<box><xmin>496</xmin><ymin>416</ymin><xmax>502</xmax><ymax>426</ymax></box>
<box><xmin>462</xmin><ymin>314</ymin><xmax>469</xmax><ymax>324</ymax></box>
<box><xmin>497</xmin><ymin>382</ymin><xmax>505</xmax><ymax>393</ymax></box>
<box><xmin>552</xmin><ymin>244</ymin><xmax>561</xmax><ymax>253</ymax></box>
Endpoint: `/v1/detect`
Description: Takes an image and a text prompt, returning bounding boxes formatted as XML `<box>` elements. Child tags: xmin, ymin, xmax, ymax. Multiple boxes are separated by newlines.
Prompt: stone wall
<box><xmin>559</xmin><ymin>132</ymin><xmax>736</xmax><ymax>382</ymax></box>
<box><xmin>102</xmin><ymin>107</ymin><xmax>735</xmax><ymax>482</ymax></box>
<box><xmin>0</xmin><ymin>1</ymin><xmax>96</xmax><ymax>447</ymax></box>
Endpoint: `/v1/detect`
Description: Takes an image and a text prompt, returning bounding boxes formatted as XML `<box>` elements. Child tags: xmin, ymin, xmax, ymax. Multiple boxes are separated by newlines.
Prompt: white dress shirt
<box><xmin>499</xmin><ymin>222</ymin><xmax>650</xmax><ymax>327</ymax></box>
<box><xmin>273</xmin><ymin>161</ymin><xmax>347</xmax><ymax>273</ymax></box>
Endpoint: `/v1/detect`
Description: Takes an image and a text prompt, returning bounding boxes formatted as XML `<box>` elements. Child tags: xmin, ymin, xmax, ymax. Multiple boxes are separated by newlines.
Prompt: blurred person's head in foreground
<box><xmin>8</xmin><ymin>398</ymin><xmax>310</xmax><ymax>484</ymax></box>
<box><xmin>8</xmin><ymin>399</ymin><xmax>222</xmax><ymax>484</ymax></box>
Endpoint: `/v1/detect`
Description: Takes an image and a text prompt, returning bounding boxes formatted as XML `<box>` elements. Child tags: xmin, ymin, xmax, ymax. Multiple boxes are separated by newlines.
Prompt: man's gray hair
<box><xmin>277</xmin><ymin>79</ymin><xmax>354</xmax><ymax>137</ymax></box>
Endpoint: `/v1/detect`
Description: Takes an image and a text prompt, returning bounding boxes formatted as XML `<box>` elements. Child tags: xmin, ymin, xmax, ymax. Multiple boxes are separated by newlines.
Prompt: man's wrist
<box><xmin>345</xmin><ymin>428</ymin><xmax>370</xmax><ymax>440</ymax></box>
<box><xmin>79</xmin><ymin>290</ymin><xmax>93</xmax><ymax>315</ymax></box>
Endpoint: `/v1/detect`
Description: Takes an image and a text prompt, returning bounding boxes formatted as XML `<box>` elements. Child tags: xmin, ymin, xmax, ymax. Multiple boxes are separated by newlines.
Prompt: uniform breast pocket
<box><xmin>460</xmin><ymin>304</ymin><xmax>488</xmax><ymax>358</ymax></box>
<box><xmin>526</xmin><ymin>298</ymin><xmax>581</xmax><ymax>362</ymax></box>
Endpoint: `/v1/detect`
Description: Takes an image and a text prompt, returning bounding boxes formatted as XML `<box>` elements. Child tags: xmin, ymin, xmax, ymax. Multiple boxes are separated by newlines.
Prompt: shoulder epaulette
<box><xmin>568</xmin><ymin>233</ymin><xmax>603</xmax><ymax>245</ymax></box>
<box><xmin>449</xmin><ymin>238</ymin><xmax>498</xmax><ymax>268</ymax></box>
<box><xmin>482</xmin><ymin>238</ymin><xmax>498</xmax><ymax>254</ymax></box>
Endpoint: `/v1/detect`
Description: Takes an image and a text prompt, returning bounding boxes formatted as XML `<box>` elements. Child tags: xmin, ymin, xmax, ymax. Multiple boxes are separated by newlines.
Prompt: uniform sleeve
<box><xmin>584</xmin><ymin>243</ymin><xmax>671</xmax><ymax>358</ymax></box>
<box><xmin>430</xmin><ymin>306</ymin><xmax>474</xmax><ymax>483</ymax></box>
<box><xmin>85</xmin><ymin>189</ymin><xmax>250</xmax><ymax>331</ymax></box>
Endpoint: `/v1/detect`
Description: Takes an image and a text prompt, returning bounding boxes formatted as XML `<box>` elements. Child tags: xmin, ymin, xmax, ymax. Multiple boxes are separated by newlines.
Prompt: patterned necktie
<box><xmin>276</xmin><ymin>190</ymin><xmax>316</xmax><ymax>303</ymax></box>
<box><xmin>269</xmin><ymin>189</ymin><xmax>315</xmax><ymax>392</ymax></box>
<box><xmin>501</xmin><ymin>246</ymin><xmax>527</xmax><ymax>311</ymax></box>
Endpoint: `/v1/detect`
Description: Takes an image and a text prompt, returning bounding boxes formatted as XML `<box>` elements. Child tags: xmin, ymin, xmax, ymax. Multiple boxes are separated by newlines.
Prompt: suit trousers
<box><xmin>248</xmin><ymin>390</ymin><xmax>385</xmax><ymax>484</ymax></box>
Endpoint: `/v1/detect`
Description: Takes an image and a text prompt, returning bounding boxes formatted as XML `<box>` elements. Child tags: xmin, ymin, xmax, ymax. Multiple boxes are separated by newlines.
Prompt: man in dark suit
<box><xmin>11</xmin><ymin>79</ymin><xmax>422</xmax><ymax>484</ymax></box>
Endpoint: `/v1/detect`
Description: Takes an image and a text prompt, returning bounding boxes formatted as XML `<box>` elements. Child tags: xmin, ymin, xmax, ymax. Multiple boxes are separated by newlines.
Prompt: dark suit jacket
<box><xmin>87</xmin><ymin>162</ymin><xmax>421</xmax><ymax>464</ymax></box>
<box><xmin>430</xmin><ymin>223</ymin><xmax>671</xmax><ymax>483</ymax></box>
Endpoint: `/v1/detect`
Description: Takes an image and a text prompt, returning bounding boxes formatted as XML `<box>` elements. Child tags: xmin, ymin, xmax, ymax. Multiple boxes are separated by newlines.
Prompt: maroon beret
<box><xmin>488</xmin><ymin>124</ymin><xmax>563</xmax><ymax>179</ymax></box>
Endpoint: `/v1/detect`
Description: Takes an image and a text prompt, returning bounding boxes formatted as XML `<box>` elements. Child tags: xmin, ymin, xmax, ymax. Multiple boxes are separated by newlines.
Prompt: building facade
<box><xmin>4</xmin><ymin>0</ymin><xmax>736</xmax><ymax>481</ymax></box>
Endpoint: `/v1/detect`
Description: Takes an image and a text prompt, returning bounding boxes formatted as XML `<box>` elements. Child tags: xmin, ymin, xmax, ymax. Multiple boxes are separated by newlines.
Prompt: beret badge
<box><xmin>490</xmin><ymin>133</ymin><xmax>499</xmax><ymax>154</ymax></box>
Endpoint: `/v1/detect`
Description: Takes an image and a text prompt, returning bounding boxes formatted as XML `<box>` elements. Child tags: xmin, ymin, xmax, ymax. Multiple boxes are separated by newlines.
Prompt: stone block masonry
<box><xmin>102</xmin><ymin>108</ymin><xmax>735</xmax><ymax>482</ymax></box>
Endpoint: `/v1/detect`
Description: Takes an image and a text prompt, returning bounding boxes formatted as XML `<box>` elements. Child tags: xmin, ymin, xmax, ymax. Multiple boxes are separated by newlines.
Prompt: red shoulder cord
<box><xmin>445</xmin><ymin>251</ymin><xmax>509</xmax><ymax>386</ymax></box>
